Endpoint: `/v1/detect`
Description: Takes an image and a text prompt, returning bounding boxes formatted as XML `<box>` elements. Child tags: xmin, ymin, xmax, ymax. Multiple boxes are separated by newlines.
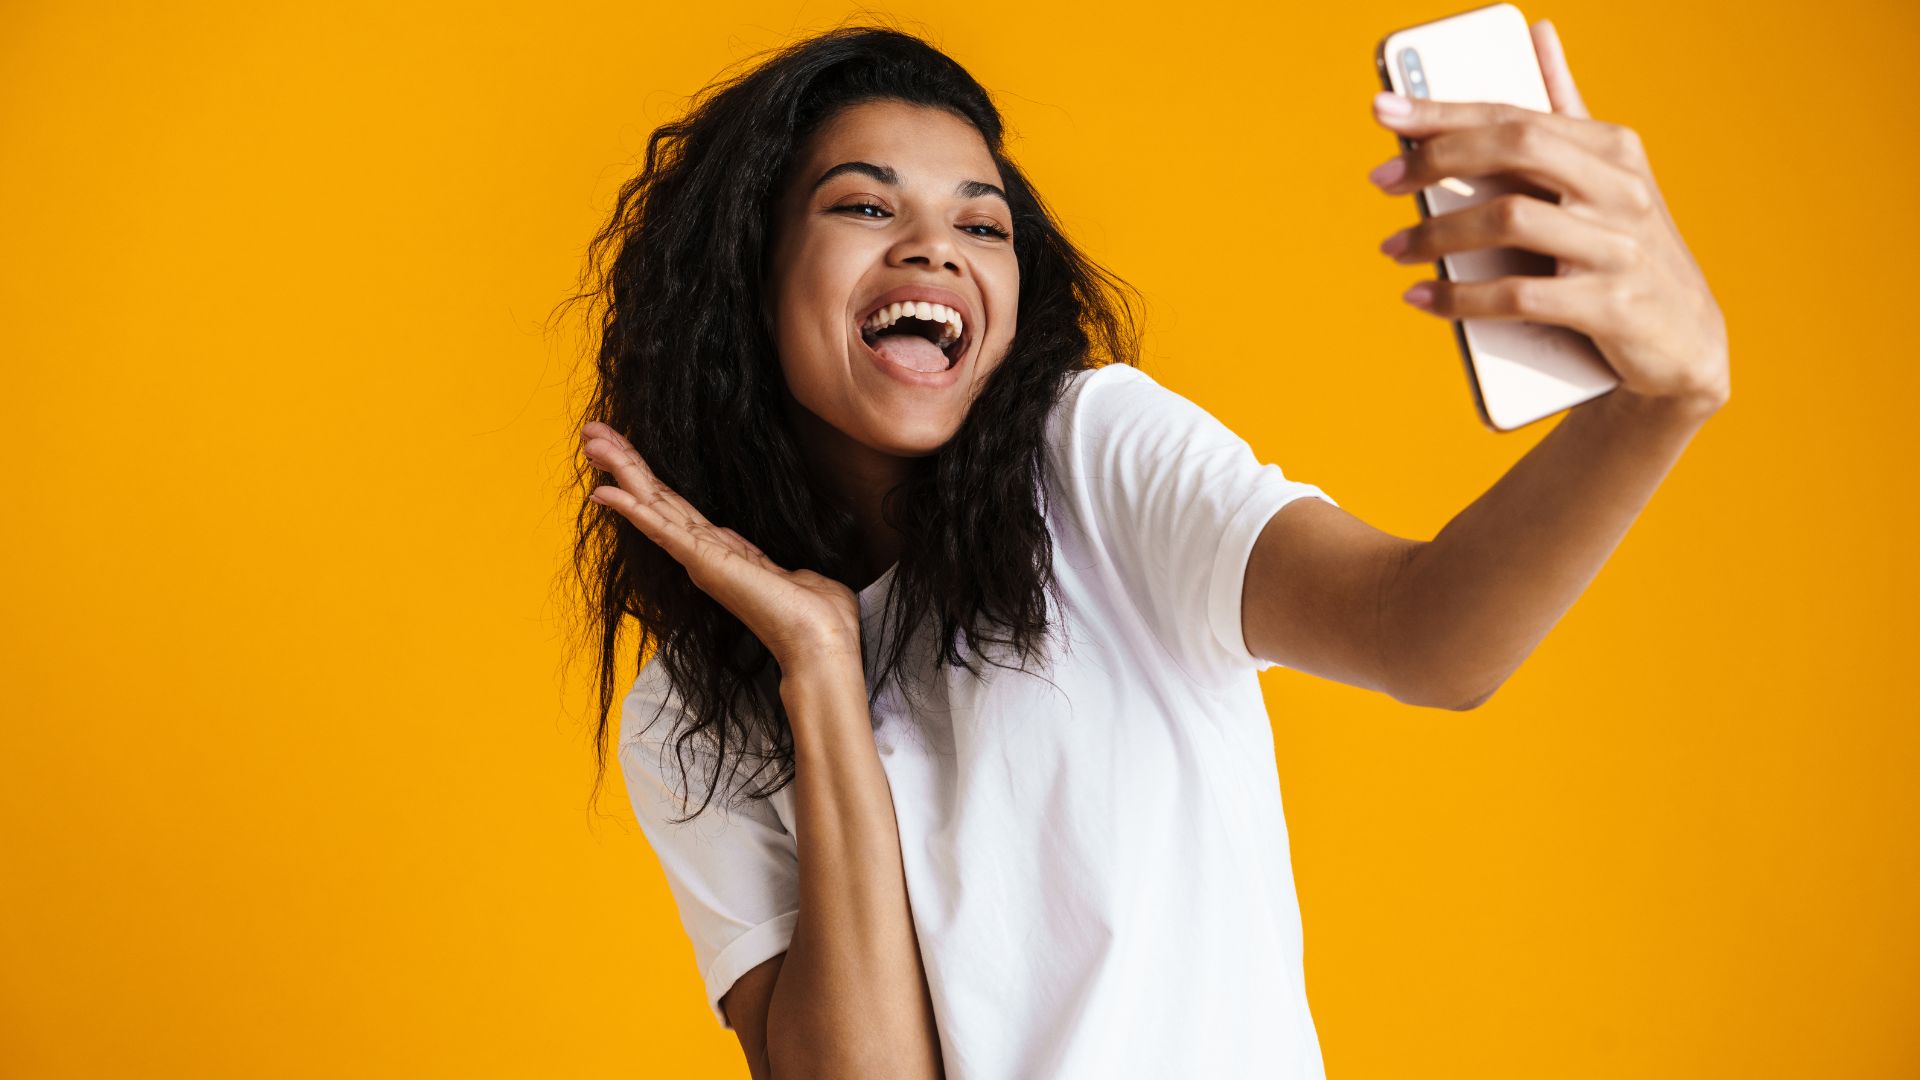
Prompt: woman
<box><xmin>570</xmin><ymin>22</ymin><xmax>1728</xmax><ymax>1080</ymax></box>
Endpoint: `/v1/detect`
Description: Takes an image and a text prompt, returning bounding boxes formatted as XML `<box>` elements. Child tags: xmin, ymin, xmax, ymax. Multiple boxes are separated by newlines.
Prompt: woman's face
<box><xmin>766</xmin><ymin>99</ymin><xmax>1019</xmax><ymax>458</ymax></box>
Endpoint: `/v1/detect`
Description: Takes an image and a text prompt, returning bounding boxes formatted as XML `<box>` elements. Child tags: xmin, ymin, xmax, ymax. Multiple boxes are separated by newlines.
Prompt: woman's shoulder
<box><xmin>1046</xmin><ymin>362</ymin><xmax>1154</xmax><ymax>442</ymax></box>
<box><xmin>617</xmin><ymin>652</ymin><xmax>680</xmax><ymax>762</ymax></box>
<box><xmin>1059</xmin><ymin>359</ymin><xmax>1150</xmax><ymax>399</ymax></box>
<box><xmin>1047</xmin><ymin>361</ymin><xmax>1216</xmax><ymax>461</ymax></box>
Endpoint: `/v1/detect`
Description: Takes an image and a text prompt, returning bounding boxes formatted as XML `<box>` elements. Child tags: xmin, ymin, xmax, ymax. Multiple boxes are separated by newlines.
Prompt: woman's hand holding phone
<box><xmin>581</xmin><ymin>422</ymin><xmax>863</xmax><ymax>677</ymax></box>
<box><xmin>1369</xmin><ymin>19</ymin><xmax>1729</xmax><ymax>411</ymax></box>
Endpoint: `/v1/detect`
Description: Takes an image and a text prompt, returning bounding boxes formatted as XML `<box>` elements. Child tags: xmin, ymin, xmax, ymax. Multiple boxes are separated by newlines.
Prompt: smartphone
<box><xmin>1375</xmin><ymin>2</ymin><xmax>1618</xmax><ymax>432</ymax></box>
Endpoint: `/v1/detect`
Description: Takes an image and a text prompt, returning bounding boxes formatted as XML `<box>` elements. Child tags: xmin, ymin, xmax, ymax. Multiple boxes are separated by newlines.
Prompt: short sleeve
<box><xmin>1050</xmin><ymin>365</ymin><xmax>1338</xmax><ymax>684</ymax></box>
<box><xmin>617</xmin><ymin>659</ymin><xmax>800</xmax><ymax>1030</ymax></box>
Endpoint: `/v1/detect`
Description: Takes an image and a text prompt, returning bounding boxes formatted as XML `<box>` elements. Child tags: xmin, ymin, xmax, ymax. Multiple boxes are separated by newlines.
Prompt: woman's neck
<box><xmin>783</xmin><ymin>395</ymin><xmax>908</xmax><ymax>592</ymax></box>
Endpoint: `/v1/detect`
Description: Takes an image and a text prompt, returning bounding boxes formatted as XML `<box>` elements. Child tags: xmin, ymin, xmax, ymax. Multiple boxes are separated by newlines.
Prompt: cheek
<box><xmin>768</xmin><ymin>275</ymin><xmax>859</xmax><ymax>406</ymax></box>
<box><xmin>780</xmin><ymin>243</ymin><xmax>866</xmax><ymax>343</ymax></box>
<box><xmin>772</xmin><ymin>273</ymin><xmax>837</xmax><ymax>353</ymax></box>
<box><xmin>993</xmin><ymin>276</ymin><xmax>1020</xmax><ymax>346</ymax></box>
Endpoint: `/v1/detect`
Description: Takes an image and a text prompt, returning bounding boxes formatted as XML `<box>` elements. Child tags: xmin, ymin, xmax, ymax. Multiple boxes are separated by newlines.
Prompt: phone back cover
<box><xmin>1379</xmin><ymin>3</ymin><xmax>1618</xmax><ymax>431</ymax></box>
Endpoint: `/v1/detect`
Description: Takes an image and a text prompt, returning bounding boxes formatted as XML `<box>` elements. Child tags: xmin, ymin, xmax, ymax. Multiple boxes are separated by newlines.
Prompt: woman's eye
<box><xmin>832</xmin><ymin>203</ymin><xmax>1009</xmax><ymax>240</ymax></box>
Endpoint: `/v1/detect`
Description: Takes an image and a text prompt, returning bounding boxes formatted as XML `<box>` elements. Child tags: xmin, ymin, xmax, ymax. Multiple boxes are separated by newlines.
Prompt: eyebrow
<box><xmin>811</xmin><ymin>161</ymin><xmax>1009</xmax><ymax>208</ymax></box>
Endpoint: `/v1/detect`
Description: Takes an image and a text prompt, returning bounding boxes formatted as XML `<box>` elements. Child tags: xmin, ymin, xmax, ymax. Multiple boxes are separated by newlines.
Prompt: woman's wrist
<box><xmin>778</xmin><ymin>653</ymin><xmax>869</xmax><ymax>713</ymax></box>
<box><xmin>777</xmin><ymin>626</ymin><xmax>862</xmax><ymax>674</ymax></box>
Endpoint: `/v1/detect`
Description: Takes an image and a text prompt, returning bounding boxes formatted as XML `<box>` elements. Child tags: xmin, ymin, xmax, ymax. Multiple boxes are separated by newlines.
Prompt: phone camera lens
<box><xmin>1398</xmin><ymin>48</ymin><xmax>1431</xmax><ymax>100</ymax></box>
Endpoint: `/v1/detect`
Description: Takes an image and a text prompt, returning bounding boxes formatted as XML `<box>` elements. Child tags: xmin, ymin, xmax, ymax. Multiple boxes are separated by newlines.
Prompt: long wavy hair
<box><xmin>559</xmin><ymin>22</ymin><xmax>1143</xmax><ymax>821</ymax></box>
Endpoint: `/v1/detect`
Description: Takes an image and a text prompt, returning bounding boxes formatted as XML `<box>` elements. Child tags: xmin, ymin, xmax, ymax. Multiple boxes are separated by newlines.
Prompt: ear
<box><xmin>1532</xmin><ymin>20</ymin><xmax>1591</xmax><ymax>119</ymax></box>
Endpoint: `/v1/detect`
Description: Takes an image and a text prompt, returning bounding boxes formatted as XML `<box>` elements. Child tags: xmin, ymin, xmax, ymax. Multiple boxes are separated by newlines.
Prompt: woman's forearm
<box><xmin>765</xmin><ymin>663</ymin><xmax>943</xmax><ymax>1080</ymax></box>
<box><xmin>1386</xmin><ymin>385</ymin><xmax>1726</xmax><ymax>709</ymax></box>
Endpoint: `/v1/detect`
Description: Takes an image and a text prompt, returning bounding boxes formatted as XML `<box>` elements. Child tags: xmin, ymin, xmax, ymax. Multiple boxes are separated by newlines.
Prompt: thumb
<box><xmin>1533</xmin><ymin>19</ymin><xmax>1590</xmax><ymax>119</ymax></box>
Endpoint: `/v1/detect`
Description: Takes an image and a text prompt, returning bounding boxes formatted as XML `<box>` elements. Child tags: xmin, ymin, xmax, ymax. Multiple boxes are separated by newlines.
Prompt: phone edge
<box><xmin>1374</xmin><ymin>32</ymin><xmax>1502</xmax><ymax>433</ymax></box>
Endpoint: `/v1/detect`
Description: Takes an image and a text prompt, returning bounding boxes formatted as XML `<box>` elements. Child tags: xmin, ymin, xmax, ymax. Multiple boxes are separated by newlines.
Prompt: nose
<box><xmin>888</xmin><ymin>212</ymin><xmax>961</xmax><ymax>273</ymax></box>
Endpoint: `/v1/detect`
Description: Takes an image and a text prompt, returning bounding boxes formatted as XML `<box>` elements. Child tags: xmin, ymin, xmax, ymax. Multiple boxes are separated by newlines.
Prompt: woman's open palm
<box><xmin>582</xmin><ymin>422</ymin><xmax>861</xmax><ymax>671</ymax></box>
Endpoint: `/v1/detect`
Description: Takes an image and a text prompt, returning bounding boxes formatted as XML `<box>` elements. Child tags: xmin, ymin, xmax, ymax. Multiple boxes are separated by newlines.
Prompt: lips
<box><xmin>855</xmin><ymin>284</ymin><xmax>975</xmax><ymax>368</ymax></box>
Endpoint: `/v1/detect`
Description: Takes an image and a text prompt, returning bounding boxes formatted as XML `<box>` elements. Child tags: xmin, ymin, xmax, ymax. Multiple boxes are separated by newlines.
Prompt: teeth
<box><xmin>861</xmin><ymin>300</ymin><xmax>965</xmax><ymax>349</ymax></box>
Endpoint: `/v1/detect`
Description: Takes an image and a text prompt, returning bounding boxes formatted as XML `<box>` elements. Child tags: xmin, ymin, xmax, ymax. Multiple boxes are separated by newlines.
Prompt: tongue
<box><xmin>871</xmin><ymin>334</ymin><xmax>949</xmax><ymax>373</ymax></box>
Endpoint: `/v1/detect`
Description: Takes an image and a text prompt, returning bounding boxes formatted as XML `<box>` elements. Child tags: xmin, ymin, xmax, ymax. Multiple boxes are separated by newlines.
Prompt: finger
<box><xmin>1405</xmin><ymin>273</ymin><xmax>1619</xmax><ymax>339</ymax></box>
<box><xmin>582</xmin><ymin>442</ymin><xmax>770</xmax><ymax>571</ymax></box>
<box><xmin>1384</xmin><ymin>193</ymin><xmax>1636</xmax><ymax>273</ymax></box>
<box><xmin>580</xmin><ymin>420</ymin><xmax>626</xmax><ymax>447</ymax></box>
<box><xmin>579</xmin><ymin>422</ymin><xmax>710</xmax><ymax>518</ymax></box>
<box><xmin>579</xmin><ymin>429</ymin><xmax>773</xmax><ymax>568</ymax></box>
<box><xmin>593</xmin><ymin>482</ymin><xmax>758</xmax><ymax>581</ymax></box>
<box><xmin>590</xmin><ymin>483</ymin><xmax>707</xmax><ymax>567</ymax></box>
<box><xmin>576</xmin><ymin>418</ymin><xmax>660</xmax><ymax>476</ymax></box>
<box><xmin>1373</xmin><ymin>122</ymin><xmax>1648</xmax><ymax>218</ymax></box>
<box><xmin>580</xmin><ymin>421</ymin><xmax>620</xmax><ymax>460</ymax></box>
<box><xmin>1531</xmin><ymin>20</ymin><xmax>1590</xmax><ymax>119</ymax></box>
<box><xmin>1372</xmin><ymin>93</ymin><xmax>1626</xmax><ymax>169</ymax></box>
<box><xmin>582</xmin><ymin>435</ymin><xmax>712</xmax><ymax>529</ymax></box>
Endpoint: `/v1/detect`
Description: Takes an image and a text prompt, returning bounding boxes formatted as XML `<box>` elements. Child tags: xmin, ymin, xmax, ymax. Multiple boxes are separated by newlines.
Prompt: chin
<box><xmin>859</xmin><ymin>412</ymin><xmax>961</xmax><ymax>458</ymax></box>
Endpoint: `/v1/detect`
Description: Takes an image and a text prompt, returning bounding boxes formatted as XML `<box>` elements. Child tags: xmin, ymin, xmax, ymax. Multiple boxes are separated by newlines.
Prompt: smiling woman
<box><xmin>559</xmin><ymin>22</ymin><xmax>1173</xmax><ymax>1079</ymax></box>
<box><xmin>562</xmin><ymin>21</ymin><xmax>1352</xmax><ymax>1080</ymax></box>
<box><xmin>556</xmin><ymin>23</ymin><xmax>1244</xmax><ymax>1076</ymax></box>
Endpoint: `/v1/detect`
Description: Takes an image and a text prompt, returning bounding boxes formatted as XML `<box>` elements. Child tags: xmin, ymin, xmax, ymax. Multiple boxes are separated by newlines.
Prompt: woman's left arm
<box><xmin>1243</xmin><ymin>22</ymin><xmax>1729</xmax><ymax>709</ymax></box>
<box><xmin>1381</xmin><ymin>379</ymin><xmax>1722</xmax><ymax>711</ymax></box>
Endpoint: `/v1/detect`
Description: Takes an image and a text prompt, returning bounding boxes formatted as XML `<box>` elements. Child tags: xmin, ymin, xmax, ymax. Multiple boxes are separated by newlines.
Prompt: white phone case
<box><xmin>1376</xmin><ymin>2</ymin><xmax>1619</xmax><ymax>432</ymax></box>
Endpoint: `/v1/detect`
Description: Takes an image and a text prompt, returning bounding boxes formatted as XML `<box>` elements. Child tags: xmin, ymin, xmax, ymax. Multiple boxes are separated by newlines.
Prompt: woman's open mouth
<box><xmin>857</xmin><ymin>301</ymin><xmax>968</xmax><ymax>373</ymax></box>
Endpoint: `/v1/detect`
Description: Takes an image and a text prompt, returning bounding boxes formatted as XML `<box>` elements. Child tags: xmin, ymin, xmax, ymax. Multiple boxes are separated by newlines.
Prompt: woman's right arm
<box><xmin>760</xmin><ymin>659</ymin><xmax>943</xmax><ymax>1080</ymax></box>
<box><xmin>580</xmin><ymin>422</ymin><xmax>941</xmax><ymax>1079</ymax></box>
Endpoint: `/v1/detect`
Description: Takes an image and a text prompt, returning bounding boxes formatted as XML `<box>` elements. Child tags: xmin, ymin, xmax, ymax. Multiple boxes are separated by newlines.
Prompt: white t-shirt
<box><xmin>620</xmin><ymin>363</ymin><xmax>1338</xmax><ymax>1078</ymax></box>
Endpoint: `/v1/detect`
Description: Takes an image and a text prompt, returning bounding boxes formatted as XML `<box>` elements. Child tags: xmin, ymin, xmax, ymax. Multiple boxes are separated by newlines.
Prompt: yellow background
<box><xmin>4</xmin><ymin>0</ymin><xmax>1914</xmax><ymax>1076</ymax></box>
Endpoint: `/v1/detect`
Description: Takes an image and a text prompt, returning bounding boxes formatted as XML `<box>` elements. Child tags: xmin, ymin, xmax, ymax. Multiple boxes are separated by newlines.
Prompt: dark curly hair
<box><xmin>557</xmin><ymin>21</ymin><xmax>1143</xmax><ymax>821</ymax></box>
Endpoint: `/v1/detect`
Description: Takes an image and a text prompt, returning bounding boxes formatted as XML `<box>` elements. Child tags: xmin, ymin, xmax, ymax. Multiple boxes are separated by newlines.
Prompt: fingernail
<box><xmin>1402</xmin><ymin>282</ymin><xmax>1435</xmax><ymax>310</ymax></box>
<box><xmin>1374</xmin><ymin>91</ymin><xmax>1413</xmax><ymax>117</ymax></box>
<box><xmin>1369</xmin><ymin>156</ymin><xmax>1407</xmax><ymax>189</ymax></box>
<box><xmin>1379</xmin><ymin>228</ymin><xmax>1411</xmax><ymax>257</ymax></box>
